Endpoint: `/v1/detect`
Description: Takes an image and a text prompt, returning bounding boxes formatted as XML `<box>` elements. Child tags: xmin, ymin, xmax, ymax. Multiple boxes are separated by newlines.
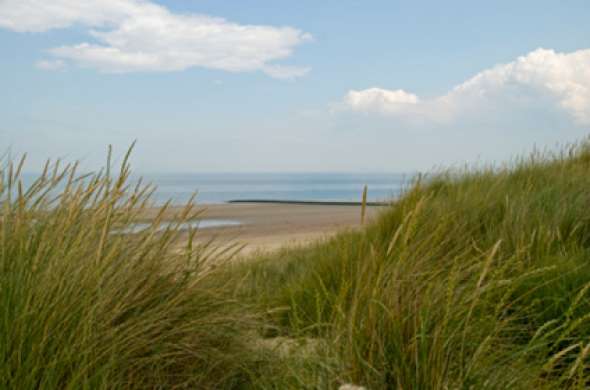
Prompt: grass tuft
<box><xmin>0</xmin><ymin>147</ymin><xmax>270</xmax><ymax>389</ymax></box>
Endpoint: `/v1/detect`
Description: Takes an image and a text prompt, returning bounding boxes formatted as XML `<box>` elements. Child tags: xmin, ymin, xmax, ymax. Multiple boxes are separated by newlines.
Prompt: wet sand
<box><xmin>145</xmin><ymin>203</ymin><xmax>384</xmax><ymax>254</ymax></box>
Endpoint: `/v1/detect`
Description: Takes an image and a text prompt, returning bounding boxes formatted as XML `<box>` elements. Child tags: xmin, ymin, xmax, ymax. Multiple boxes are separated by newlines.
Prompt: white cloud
<box><xmin>36</xmin><ymin>59</ymin><xmax>66</xmax><ymax>71</ymax></box>
<box><xmin>344</xmin><ymin>88</ymin><xmax>419</xmax><ymax>114</ymax></box>
<box><xmin>0</xmin><ymin>0</ymin><xmax>311</xmax><ymax>78</ymax></box>
<box><xmin>0</xmin><ymin>0</ymin><xmax>133</xmax><ymax>32</ymax></box>
<box><xmin>340</xmin><ymin>48</ymin><xmax>590</xmax><ymax>125</ymax></box>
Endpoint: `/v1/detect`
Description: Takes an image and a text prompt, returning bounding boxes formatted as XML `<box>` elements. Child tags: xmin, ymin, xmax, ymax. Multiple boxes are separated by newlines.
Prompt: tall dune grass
<box><xmin>5</xmin><ymin>142</ymin><xmax>590</xmax><ymax>388</ymax></box>
<box><xmin>0</xmin><ymin>148</ymin><xmax>268</xmax><ymax>389</ymax></box>
<box><xmin>230</xmin><ymin>143</ymin><xmax>590</xmax><ymax>388</ymax></box>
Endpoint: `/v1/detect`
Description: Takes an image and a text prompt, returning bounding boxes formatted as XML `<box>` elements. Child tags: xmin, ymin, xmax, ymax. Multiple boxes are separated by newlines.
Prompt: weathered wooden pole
<box><xmin>361</xmin><ymin>185</ymin><xmax>368</xmax><ymax>225</ymax></box>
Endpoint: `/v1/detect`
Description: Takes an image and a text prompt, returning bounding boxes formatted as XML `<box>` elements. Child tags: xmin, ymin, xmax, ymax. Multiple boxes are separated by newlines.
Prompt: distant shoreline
<box><xmin>227</xmin><ymin>199</ymin><xmax>389</xmax><ymax>206</ymax></box>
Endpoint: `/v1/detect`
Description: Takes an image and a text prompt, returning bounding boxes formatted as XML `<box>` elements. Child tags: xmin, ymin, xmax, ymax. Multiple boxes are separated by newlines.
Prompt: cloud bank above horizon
<box><xmin>0</xmin><ymin>0</ymin><xmax>312</xmax><ymax>79</ymax></box>
<box><xmin>340</xmin><ymin>48</ymin><xmax>590</xmax><ymax>125</ymax></box>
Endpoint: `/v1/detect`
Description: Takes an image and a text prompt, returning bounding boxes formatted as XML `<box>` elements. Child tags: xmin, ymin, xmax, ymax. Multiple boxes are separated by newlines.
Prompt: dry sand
<box><xmin>145</xmin><ymin>203</ymin><xmax>384</xmax><ymax>254</ymax></box>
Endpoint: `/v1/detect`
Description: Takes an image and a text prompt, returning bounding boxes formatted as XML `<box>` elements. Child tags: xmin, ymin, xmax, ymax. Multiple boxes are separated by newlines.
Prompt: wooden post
<box><xmin>361</xmin><ymin>185</ymin><xmax>368</xmax><ymax>225</ymax></box>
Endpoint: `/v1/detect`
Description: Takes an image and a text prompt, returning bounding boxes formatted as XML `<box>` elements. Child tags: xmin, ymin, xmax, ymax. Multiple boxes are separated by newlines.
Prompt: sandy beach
<box><xmin>144</xmin><ymin>203</ymin><xmax>384</xmax><ymax>254</ymax></box>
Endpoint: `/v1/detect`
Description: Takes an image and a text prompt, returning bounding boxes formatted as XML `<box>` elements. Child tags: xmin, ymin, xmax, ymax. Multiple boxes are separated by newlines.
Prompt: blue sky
<box><xmin>1</xmin><ymin>0</ymin><xmax>589</xmax><ymax>172</ymax></box>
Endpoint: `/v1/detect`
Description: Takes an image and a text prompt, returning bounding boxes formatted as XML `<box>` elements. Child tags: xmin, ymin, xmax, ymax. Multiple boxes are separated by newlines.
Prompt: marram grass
<box><xmin>227</xmin><ymin>142</ymin><xmax>590</xmax><ymax>389</ymax></box>
<box><xmin>0</xmin><ymin>148</ymin><xmax>269</xmax><ymax>389</ymax></box>
<box><xmin>4</xmin><ymin>142</ymin><xmax>590</xmax><ymax>389</ymax></box>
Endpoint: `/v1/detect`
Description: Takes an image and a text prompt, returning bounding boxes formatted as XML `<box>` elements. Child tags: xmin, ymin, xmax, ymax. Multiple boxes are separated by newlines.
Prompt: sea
<box><xmin>138</xmin><ymin>173</ymin><xmax>413</xmax><ymax>205</ymax></box>
<box><xmin>18</xmin><ymin>172</ymin><xmax>414</xmax><ymax>206</ymax></box>
<box><xmin>17</xmin><ymin>172</ymin><xmax>413</xmax><ymax>230</ymax></box>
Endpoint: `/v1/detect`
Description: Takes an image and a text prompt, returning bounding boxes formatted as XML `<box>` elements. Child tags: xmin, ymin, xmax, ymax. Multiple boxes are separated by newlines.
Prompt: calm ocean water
<box><xmin>19</xmin><ymin>173</ymin><xmax>414</xmax><ymax>205</ymax></box>
<box><xmin>139</xmin><ymin>173</ymin><xmax>413</xmax><ymax>205</ymax></box>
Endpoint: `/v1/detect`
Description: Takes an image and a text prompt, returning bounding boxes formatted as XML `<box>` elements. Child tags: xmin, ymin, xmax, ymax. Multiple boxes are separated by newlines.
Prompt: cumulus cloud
<box><xmin>36</xmin><ymin>59</ymin><xmax>66</xmax><ymax>71</ymax></box>
<box><xmin>0</xmin><ymin>0</ymin><xmax>312</xmax><ymax>78</ymax></box>
<box><xmin>340</xmin><ymin>48</ymin><xmax>590</xmax><ymax>125</ymax></box>
<box><xmin>344</xmin><ymin>88</ymin><xmax>419</xmax><ymax>114</ymax></box>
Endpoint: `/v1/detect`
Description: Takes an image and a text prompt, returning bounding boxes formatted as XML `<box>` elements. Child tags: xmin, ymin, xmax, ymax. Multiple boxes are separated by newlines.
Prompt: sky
<box><xmin>1</xmin><ymin>0</ymin><xmax>589</xmax><ymax>173</ymax></box>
